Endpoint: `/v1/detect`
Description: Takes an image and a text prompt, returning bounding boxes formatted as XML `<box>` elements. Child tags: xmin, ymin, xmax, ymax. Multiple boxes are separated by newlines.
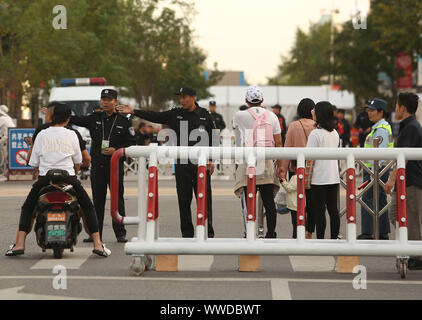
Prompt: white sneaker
<box><xmin>102</xmin><ymin>244</ymin><xmax>111</xmax><ymax>256</ymax></box>
<box><xmin>92</xmin><ymin>244</ymin><xmax>111</xmax><ymax>257</ymax></box>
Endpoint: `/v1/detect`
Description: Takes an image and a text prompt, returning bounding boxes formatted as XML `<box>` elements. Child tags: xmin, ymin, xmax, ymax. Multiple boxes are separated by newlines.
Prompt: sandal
<box><xmin>92</xmin><ymin>244</ymin><xmax>111</xmax><ymax>257</ymax></box>
<box><xmin>5</xmin><ymin>244</ymin><xmax>24</xmax><ymax>257</ymax></box>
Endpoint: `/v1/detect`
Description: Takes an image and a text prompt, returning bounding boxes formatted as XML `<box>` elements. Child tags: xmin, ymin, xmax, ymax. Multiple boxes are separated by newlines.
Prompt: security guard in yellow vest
<box><xmin>358</xmin><ymin>99</ymin><xmax>392</xmax><ymax>240</ymax></box>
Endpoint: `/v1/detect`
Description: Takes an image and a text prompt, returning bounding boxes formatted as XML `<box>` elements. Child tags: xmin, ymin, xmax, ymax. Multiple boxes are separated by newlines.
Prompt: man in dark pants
<box><xmin>384</xmin><ymin>92</ymin><xmax>422</xmax><ymax>270</ymax></box>
<box><xmin>71</xmin><ymin>89</ymin><xmax>136</xmax><ymax>242</ymax></box>
<box><xmin>118</xmin><ymin>87</ymin><xmax>216</xmax><ymax>238</ymax></box>
<box><xmin>208</xmin><ymin>100</ymin><xmax>226</xmax><ymax>131</ymax></box>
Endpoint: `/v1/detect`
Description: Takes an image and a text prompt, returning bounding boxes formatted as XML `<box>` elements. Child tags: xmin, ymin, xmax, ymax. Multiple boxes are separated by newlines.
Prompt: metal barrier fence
<box><xmin>110</xmin><ymin>145</ymin><xmax>422</xmax><ymax>276</ymax></box>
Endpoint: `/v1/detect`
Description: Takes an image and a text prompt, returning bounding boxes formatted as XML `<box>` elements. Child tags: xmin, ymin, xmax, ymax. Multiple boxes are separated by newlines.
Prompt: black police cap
<box><xmin>175</xmin><ymin>87</ymin><xmax>196</xmax><ymax>96</ymax></box>
<box><xmin>101</xmin><ymin>88</ymin><xmax>118</xmax><ymax>99</ymax></box>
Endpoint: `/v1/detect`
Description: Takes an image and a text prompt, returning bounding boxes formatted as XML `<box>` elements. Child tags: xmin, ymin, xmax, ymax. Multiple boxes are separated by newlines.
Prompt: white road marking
<box><xmin>1</xmin><ymin>276</ymin><xmax>422</xmax><ymax>286</ymax></box>
<box><xmin>289</xmin><ymin>256</ymin><xmax>336</xmax><ymax>272</ymax></box>
<box><xmin>270</xmin><ymin>280</ymin><xmax>292</xmax><ymax>300</ymax></box>
<box><xmin>30</xmin><ymin>248</ymin><xmax>93</xmax><ymax>270</ymax></box>
<box><xmin>0</xmin><ymin>286</ymin><xmax>86</xmax><ymax>300</ymax></box>
<box><xmin>178</xmin><ymin>255</ymin><xmax>214</xmax><ymax>271</ymax></box>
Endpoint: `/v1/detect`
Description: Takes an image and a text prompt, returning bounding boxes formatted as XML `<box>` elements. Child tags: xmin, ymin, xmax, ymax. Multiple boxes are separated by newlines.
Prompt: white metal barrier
<box><xmin>110</xmin><ymin>146</ymin><xmax>422</xmax><ymax>274</ymax></box>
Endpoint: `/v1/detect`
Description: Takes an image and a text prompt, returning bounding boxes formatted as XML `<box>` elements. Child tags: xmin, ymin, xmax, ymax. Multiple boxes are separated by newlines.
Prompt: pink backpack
<box><xmin>247</xmin><ymin>108</ymin><xmax>275</xmax><ymax>147</ymax></box>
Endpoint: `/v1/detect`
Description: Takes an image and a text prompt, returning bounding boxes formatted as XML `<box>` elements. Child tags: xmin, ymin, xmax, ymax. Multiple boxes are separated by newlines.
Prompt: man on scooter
<box><xmin>6</xmin><ymin>104</ymin><xmax>110</xmax><ymax>257</ymax></box>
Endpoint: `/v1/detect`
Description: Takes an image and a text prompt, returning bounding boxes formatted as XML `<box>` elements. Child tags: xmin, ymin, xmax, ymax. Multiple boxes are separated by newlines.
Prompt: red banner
<box><xmin>397</xmin><ymin>51</ymin><xmax>413</xmax><ymax>89</ymax></box>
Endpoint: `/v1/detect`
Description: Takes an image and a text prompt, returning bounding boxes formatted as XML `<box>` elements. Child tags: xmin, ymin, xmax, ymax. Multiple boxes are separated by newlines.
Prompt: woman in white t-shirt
<box><xmin>306</xmin><ymin>101</ymin><xmax>340</xmax><ymax>239</ymax></box>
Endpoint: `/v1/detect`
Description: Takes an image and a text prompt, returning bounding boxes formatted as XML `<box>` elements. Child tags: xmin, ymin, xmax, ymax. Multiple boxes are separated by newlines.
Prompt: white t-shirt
<box><xmin>306</xmin><ymin>128</ymin><xmax>340</xmax><ymax>185</ymax></box>
<box><xmin>29</xmin><ymin>126</ymin><xmax>82</xmax><ymax>176</ymax></box>
<box><xmin>233</xmin><ymin>107</ymin><xmax>281</xmax><ymax>146</ymax></box>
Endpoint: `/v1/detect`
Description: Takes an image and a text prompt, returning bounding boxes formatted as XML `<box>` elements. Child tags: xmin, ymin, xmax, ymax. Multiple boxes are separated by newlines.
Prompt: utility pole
<box><xmin>330</xmin><ymin>8</ymin><xmax>339</xmax><ymax>88</ymax></box>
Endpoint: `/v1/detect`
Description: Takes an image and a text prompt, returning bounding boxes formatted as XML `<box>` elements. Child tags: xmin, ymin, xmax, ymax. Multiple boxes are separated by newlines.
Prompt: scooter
<box><xmin>34</xmin><ymin>169</ymin><xmax>82</xmax><ymax>259</ymax></box>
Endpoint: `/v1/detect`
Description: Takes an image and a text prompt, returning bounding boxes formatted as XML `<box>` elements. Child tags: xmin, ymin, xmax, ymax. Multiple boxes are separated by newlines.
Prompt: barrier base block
<box><xmin>336</xmin><ymin>256</ymin><xmax>360</xmax><ymax>273</ymax></box>
<box><xmin>238</xmin><ymin>255</ymin><xmax>261</xmax><ymax>272</ymax></box>
<box><xmin>155</xmin><ymin>255</ymin><xmax>178</xmax><ymax>272</ymax></box>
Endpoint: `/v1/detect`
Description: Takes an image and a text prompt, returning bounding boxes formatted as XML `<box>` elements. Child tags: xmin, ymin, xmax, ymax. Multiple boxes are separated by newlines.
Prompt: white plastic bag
<box><xmin>274</xmin><ymin>188</ymin><xmax>290</xmax><ymax>214</ymax></box>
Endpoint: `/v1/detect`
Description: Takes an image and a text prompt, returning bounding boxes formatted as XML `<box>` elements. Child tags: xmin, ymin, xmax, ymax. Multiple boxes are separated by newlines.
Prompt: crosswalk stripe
<box><xmin>178</xmin><ymin>255</ymin><xmax>214</xmax><ymax>271</ymax></box>
<box><xmin>271</xmin><ymin>279</ymin><xmax>292</xmax><ymax>300</ymax></box>
<box><xmin>30</xmin><ymin>247</ymin><xmax>93</xmax><ymax>270</ymax></box>
<box><xmin>289</xmin><ymin>256</ymin><xmax>336</xmax><ymax>272</ymax></box>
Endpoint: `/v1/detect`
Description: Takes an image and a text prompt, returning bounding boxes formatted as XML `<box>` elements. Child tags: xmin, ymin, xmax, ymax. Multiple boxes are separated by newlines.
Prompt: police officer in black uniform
<box><xmin>208</xmin><ymin>100</ymin><xmax>226</xmax><ymax>131</ymax></box>
<box><xmin>118</xmin><ymin>87</ymin><xmax>216</xmax><ymax>238</ymax></box>
<box><xmin>70</xmin><ymin>89</ymin><xmax>136</xmax><ymax>242</ymax></box>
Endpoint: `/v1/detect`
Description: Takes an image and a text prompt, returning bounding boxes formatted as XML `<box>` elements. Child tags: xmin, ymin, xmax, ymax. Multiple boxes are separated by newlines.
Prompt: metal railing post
<box><xmin>346</xmin><ymin>153</ymin><xmax>357</xmax><ymax>243</ymax></box>
<box><xmin>396</xmin><ymin>154</ymin><xmax>408</xmax><ymax>244</ymax></box>
<box><xmin>146</xmin><ymin>149</ymin><xmax>158</xmax><ymax>242</ymax></box>
<box><xmin>137</xmin><ymin>156</ymin><xmax>147</xmax><ymax>240</ymax></box>
<box><xmin>296</xmin><ymin>153</ymin><xmax>306</xmax><ymax>242</ymax></box>
<box><xmin>111</xmin><ymin>148</ymin><xmax>140</xmax><ymax>225</ymax></box>
<box><xmin>373</xmin><ymin>138</ymin><xmax>380</xmax><ymax>240</ymax></box>
<box><xmin>196</xmin><ymin>150</ymin><xmax>208</xmax><ymax>242</ymax></box>
<box><xmin>246</xmin><ymin>151</ymin><xmax>257</xmax><ymax>242</ymax></box>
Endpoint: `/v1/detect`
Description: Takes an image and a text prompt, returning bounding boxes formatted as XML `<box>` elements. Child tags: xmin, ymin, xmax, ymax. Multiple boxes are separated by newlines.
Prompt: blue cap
<box><xmin>367</xmin><ymin>98</ymin><xmax>387</xmax><ymax>111</ymax></box>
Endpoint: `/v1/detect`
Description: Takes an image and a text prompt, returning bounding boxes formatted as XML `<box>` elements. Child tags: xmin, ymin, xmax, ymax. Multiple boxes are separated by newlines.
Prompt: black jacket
<box><xmin>70</xmin><ymin>112</ymin><xmax>136</xmax><ymax>165</ymax></box>
<box><xmin>132</xmin><ymin>103</ymin><xmax>216</xmax><ymax>148</ymax></box>
<box><xmin>210</xmin><ymin>112</ymin><xmax>226</xmax><ymax>131</ymax></box>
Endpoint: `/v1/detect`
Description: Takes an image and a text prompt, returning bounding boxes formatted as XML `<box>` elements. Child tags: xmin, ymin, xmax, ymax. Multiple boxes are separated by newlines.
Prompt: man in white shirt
<box><xmin>233</xmin><ymin>86</ymin><xmax>283</xmax><ymax>238</ymax></box>
<box><xmin>6</xmin><ymin>104</ymin><xmax>110</xmax><ymax>257</ymax></box>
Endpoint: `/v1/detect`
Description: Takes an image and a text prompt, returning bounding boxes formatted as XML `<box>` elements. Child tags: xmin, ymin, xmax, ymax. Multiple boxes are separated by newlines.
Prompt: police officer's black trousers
<box><xmin>90</xmin><ymin>163</ymin><xmax>126</xmax><ymax>239</ymax></box>
<box><xmin>175</xmin><ymin>164</ymin><xmax>214</xmax><ymax>238</ymax></box>
<box><xmin>19</xmin><ymin>176</ymin><xmax>99</xmax><ymax>234</ymax></box>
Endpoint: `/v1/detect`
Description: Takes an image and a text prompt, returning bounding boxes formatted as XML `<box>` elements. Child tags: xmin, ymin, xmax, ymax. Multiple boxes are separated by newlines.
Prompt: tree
<box><xmin>333</xmin><ymin>17</ymin><xmax>387</xmax><ymax>107</ymax></box>
<box><xmin>123</xmin><ymin>0</ymin><xmax>222</xmax><ymax>110</ymax></box>
<box><xmin>268</xmin><ymin>22</ymin><xmax>331</xmax><ymax>85</ymax></box>
<box><xmin>0</xmin><ymin>0</ymin><xmax>221</xmax><ymax>122</ymax></box>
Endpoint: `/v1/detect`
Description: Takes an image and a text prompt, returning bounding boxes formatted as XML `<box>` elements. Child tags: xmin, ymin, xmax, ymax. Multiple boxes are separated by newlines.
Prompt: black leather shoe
<box><xmin>379</xmin><ymin>234</ymin><xmax>389</xmax><ymax>240</ymax></box>
<box><xmin>83</xmin><ymin>238</ymin><xmax>93</xmax><ymax>243</ymax></box>
<box><xmin>116</xmin><ymin>236</ymin><xmax>128</xmax><ymax>243</ymax></box>
<box><xmin>408</xmin><ymin>258</ymin><xmax>422</xmax><ymax>270</ymax></box>
<box><xmin>357</xmin><ymin>233</ymin><xmax>374</xmax><ymax>240</ymax></box>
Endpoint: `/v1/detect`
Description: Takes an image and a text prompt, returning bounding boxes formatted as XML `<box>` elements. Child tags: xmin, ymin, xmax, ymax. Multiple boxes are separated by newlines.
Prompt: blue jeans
<box><xmin>361</xmin><ymin>168</ymin><xmax>390</xmax><ymax>235</ymax></box>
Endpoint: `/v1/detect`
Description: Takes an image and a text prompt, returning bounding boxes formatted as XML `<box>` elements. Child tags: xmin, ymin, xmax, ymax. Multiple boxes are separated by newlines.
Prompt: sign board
<box><xmin>8</xmin><ymin>128</ymin><xmax>35</xmax><ymax>170</ymax></box>
<box><xmin>397</xmin><ymin>51</ymin><xmax>413</xmax><ymax>89</ymax></box>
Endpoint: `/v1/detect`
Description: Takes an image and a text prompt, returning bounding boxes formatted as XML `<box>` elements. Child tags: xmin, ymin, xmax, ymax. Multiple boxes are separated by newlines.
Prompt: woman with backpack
<box><xmin>233</xmin><ymin>86</ymin><xmax>283</xmax><ymax>238</ymax></box>
<box><xmin>306</xmin><ymin>101</ymin><xmax>341</xmax><ymax>239</ymax></box>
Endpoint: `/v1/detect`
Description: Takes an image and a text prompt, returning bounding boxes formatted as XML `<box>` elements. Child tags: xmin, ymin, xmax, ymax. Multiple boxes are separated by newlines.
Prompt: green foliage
<box><xmin>268</xmin><ymin>22</ymin><xmax>331</xmax><ymax>85</ymax></box>
<box><xmin>269</xmin><ymin>0</ymin><xmax>422</xmax><ymax>109</ymax></box>
<box><xmin>0</xmin><ymin>0</ymin><xmax>221</xmax><ymax>119</ymax></box>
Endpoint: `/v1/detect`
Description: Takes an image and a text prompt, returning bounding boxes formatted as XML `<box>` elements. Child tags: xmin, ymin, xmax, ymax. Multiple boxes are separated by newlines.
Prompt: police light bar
<box><xmin>60</xmin><ymin>77</ymin><xmax>106</xmax><ymax>87</ymax></box>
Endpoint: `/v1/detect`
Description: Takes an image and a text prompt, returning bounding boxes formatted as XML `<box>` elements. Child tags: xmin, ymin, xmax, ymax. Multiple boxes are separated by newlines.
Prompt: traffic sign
<box><xmin>8</xmin><ymin>128</ymin><xmax>35</xmax><ymax>170</ymax></box>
